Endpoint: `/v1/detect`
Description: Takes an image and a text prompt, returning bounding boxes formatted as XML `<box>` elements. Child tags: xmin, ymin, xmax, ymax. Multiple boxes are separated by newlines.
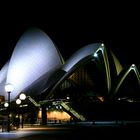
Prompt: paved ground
<box><xmin>0</xmin><ymin>123</ymin><xmax>140</xmax><ymax>140</ymax></box>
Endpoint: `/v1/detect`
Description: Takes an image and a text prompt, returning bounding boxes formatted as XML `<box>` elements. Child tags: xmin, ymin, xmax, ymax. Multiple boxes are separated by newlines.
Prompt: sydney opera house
<box><xmin>0</xmin><ymin>28</ymin><xmax>140</xmax><ymax>125</ymax></box>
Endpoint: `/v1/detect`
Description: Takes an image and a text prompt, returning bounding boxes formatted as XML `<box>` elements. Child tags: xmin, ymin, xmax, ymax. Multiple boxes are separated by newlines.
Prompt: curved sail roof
<box><xmin>4</xmin><ymin>28</ymin><xmax>63</xmax><ymax>100</ymax></box>
<box><xmin>112</xmin><ymin>64</ymin><xmax>140</xmax><ymax>97</ymax></box>
<box><xmin>46</xmin><ymin>43</ymin><xmax>113</xmax><ymax>98</ymax></box>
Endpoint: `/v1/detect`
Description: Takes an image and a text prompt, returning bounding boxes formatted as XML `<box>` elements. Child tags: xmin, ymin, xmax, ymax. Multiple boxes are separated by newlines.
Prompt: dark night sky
<box><xmin>0</xmin><ymin>2</ymin><xmax>139</xmax><ymax>69</ymax></box>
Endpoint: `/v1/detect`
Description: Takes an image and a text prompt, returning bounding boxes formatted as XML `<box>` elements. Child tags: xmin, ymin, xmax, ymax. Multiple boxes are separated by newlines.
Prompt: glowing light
<box><xmin>66</xmin><ymin>96</ymin><xmax>70</xmax><ymax>100</ymax></box>
<box><xmin>16</xmin><ymin>99</ymin><xmax>21</xmax><ymax>104</ymax></box>
<box><xmin>94</xmin><ymin>52</ymin><xmax>98</xmax><ymax>57</ymax></box>
<box><xmin>127</xmin><ymin>99</ymin><xmax>133</xmax><ymax>102</ymax></box>
<box><xmin>20</xmin><ymin>104</ymin><xmax>28</xmax><ymax>107</ymax></box>
<box><xmin>132</xmin><ymin>64</ymin><xmax>135</xmax><ymax>67</ymax></box>
<box><xmin>19</xmin><ymin>93</ymin><xmax>26</xmax><ymax>100</ymax></box>
<box><xmin>97</xmin><ymin>96</ymin><xmax>104</xmax><ymax>102</ymax></box>
<box><xmin>5</xmin><ymin>83</ymin><xmax>14</xmax><ymax>93</ymax></box>
<box><xmin>37</xmin><ymin>110</ymin><xmax>71</xmax><ymax>121</ymax></box>
<box><xmin>101</xmin><ymin>43</ymin><xmax>104</xmax><ymax>47</ymax></box>
<box><xmin>4</xmin><ymin>102</ymin><xmax>9</xmax><ymax>107</ymax></box>
<box><xmin>47</xmin><ymin>110</ymin><xmax>71</xmax><ymax>120</ymax></box>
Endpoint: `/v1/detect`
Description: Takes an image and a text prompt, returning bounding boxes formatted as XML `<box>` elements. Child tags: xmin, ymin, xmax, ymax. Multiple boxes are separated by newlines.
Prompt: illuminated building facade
<box><xmin>0</xmin><ymin>28</ymin><xmax>139</xmax><ymax>122</ymax></box>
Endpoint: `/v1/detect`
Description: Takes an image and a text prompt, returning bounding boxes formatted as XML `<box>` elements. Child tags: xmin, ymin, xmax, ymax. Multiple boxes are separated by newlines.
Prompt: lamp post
<box><xmin>5</xmin><ymin>83</ymin><xmax>14</xmax><ymax>132</ymax></box>
<box><xmin>19</xmin><ymin>93</ymin><xmax>26</xmax><ymax>128</ymax></box>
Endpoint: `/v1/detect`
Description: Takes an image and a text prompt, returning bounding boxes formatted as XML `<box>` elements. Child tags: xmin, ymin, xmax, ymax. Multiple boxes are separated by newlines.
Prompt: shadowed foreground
<box><xmin>0</xmin><ymin>123</ymin><xmax>140</xmax><ymax>140</ymax></box>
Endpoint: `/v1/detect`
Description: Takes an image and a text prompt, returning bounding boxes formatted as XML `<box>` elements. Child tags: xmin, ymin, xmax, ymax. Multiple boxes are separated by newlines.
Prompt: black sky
<box><xmin>0</xmin><ymin>2</ymin><xmax>139</xmax><ymax>68</ymax></box>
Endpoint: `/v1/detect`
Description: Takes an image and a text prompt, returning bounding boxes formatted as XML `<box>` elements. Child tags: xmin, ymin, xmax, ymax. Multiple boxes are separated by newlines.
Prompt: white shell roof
<box><xmin>3</xmin><ymin>28</ymin><xmax>63</xmax><ymax>100</ymax></box>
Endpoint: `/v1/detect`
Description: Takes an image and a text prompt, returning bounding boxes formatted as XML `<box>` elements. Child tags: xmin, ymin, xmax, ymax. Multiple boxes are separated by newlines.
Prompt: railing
<box><xmin>60</xmin><ymin>101</ymin><xmax>86</xmax><ymax>121</ymax></box>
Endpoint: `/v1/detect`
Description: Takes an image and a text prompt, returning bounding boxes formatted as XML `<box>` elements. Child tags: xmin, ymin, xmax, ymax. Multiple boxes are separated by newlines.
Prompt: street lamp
<box><xmin>4</xmin><ymin>102</ymin><xmax>9</xmax><ymax>108</ymax></box>
<box><xmin>16</xmin><ymin>99</ymin><xmax>21</xmax><ymax>105</ymax></box>
<box><xmin>19</xmin><ymin>93</ymin><xmax>26</xmax><ymax>100</ymax></box>
<box><xmin>5</xmin><ymin>83</ymin><xmax>14</xmax><ymax>132</ymax></box>
<box><xmin>19</xmin><ymin>93</ymin><xmax>26</xmax><ymax>128</ymax></box>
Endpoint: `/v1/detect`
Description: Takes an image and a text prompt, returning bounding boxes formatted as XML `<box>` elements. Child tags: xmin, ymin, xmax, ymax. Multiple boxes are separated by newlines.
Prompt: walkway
<box><xmin>0</xmin><ymin>122</ymin><xmax>140</xmax><ymax>140</ymax></box>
